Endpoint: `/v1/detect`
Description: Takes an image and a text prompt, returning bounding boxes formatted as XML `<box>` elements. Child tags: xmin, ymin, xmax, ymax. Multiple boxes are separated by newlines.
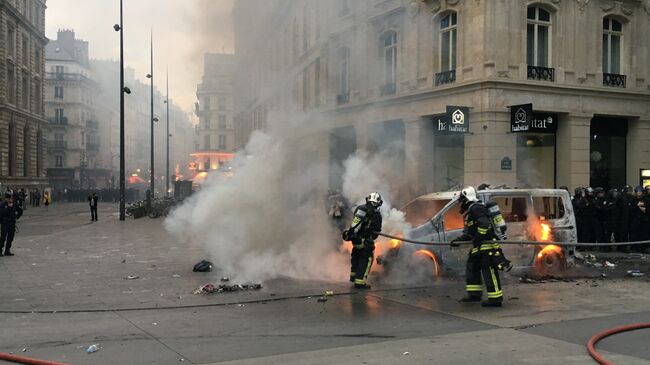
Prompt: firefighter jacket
<box><xmin>456</xmin><ymin>201</ymin><xmax>499</xmax><ymax>252</ymax></box>
<box><xmin>344</xmin><ymin>204</ymin><xmax>382</xmax><ymax>249</ymax></box>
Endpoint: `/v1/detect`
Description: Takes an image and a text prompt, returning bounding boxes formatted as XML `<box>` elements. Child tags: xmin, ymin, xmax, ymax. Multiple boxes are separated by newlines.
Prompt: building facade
<box><xmin>192</xmin><ymin>53</ymin><xmax>235</xmax><ymax>176</ymax></box>
<box><xmin>0</xmin><ymin>0</ymin><xmax>48</xmax><ymax>192</ymax></box>
<box><xmin>45</xmin><ymin>30</ymin><xmax>111</xmax><ymax>190</ymax></box>
<box><xmin>233</xmin><ymin>0</ymin><xmax>650</xmax><ymax>205</ymax></box>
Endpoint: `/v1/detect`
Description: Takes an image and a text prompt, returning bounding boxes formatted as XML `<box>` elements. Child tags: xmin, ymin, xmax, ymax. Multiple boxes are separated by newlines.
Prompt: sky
<box><xmin>46</xmin><ymin>0</ymin><xmax>235</xmax><ymax>115</ymax></box>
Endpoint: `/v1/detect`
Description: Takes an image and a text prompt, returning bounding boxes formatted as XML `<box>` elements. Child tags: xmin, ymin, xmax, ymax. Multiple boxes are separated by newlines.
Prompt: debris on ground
<box><xmin>604</xmin><ymin>261</ymin><xmax>616</xmax><ymax>268</ymax></box>
<box><xmin>124</xmin><ymin>275</ymin><xmax>140</xmax><ymax>280</ymax></box>
<box><xmin>85</xmin><ymin>344</ymin><xmax>101</xmax><ymax>353</ymax></box>
<box><xmin>317</xmin><ymin>297</ymin><xmax>328</xmax><ymax>303</ymax></box>
<box><xmin>627</xmin><ymin>269</ymin><xmax>645</xmax><ymax>277</ymax></box>
<box><xmin>21</xmin><ymin>348</ymin><xmax>26</xmax><ymax>352</ymax></box>
<box><xmin>172</xmin><ymin>274</ymin><xmax>181</xmax><ymax>278</ymax></box>
<box><xmin>220</xmin><ymin>276</ymin><xmax>230</xmax><ymax>282</ymax></box>
<box><xmin>193</xmin><ymin>260</ymin><xmax>214</xmax><ymax>272</ymax></box>
<box><xmin>193</xmin><ymin>283</ymin><xmax>263</xmax><ymax>295</ymax></box>
<box><xmin>324</xmin><ymin>290</ymin><xmax>334</xmax><ymax>296</ymax></box>
<box><xmin>403</xmin><ymin>352</ymin><xmax>410</xmax><ymax>356</ymax></box>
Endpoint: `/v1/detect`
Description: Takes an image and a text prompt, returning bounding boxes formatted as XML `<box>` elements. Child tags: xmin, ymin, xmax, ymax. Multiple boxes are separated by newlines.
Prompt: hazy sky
<box><xmin>46</xmin><ymin>0</ymin><xmax>234</xmax><ymax>114</ymax></box>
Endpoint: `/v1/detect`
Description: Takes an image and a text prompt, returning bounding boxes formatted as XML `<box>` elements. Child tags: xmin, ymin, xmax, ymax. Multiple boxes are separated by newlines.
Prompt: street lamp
<box><xmin>148</xmin><ymin>32</ymin><xmax>155</xmax><ymax>207</ymax></box>
<box><xmin>114</xmin><ymin>0</ymin><xmax>126</xmax><ymax>221</ymax></box>
<box><xmin>165</xmin><ymin>68</ymin><xmax>170</xmax><ymax>198</ymax></box>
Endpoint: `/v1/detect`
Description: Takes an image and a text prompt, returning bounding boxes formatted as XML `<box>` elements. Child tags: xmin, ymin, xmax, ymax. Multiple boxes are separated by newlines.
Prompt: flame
<box><xmin>537</xmin><ymin>244</ymin><xmax>562</xmax><ymax>259</ymax></box>
<box><xmin>540</xmin><ymin>223</ymin><xmax>551</xmax><ymax>242</ymax></box>
<box><xmin>391</xmin><ymin>238</ymin><xmax>401</xmax><ymax>249</ymax></box>
<box><xmin>414</xmin><ymin>250</ymin><xmax>440</xmax><ymax>277</ymax></box>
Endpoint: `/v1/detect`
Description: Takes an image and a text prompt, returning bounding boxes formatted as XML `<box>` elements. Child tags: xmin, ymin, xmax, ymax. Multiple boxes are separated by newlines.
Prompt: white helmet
<box><xmin>460</xmin><ymin>186</ymin><xmax>478</xmax><ymax>203</ymax></box>
<box><xmin>366</xmin><ymin>192</ymin><xmax>383</xmax><ymax>208</ymax></box>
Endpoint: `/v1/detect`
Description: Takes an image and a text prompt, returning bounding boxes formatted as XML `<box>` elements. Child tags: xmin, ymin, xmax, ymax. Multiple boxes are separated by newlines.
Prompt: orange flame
<box><xmin>414</xmin><ymin>250</ymin><xmax>440</xmax><ymax>277</ymax></box>
<box><xmin>537</xmin><ymin>244</ymin><xmax>562</xmax><ymax>259</ymax></box>
<box><xmin>391</xmin><ymin>239</ymin><xmax>401</xmax><ymax>249</ymax></box>
<box><xmin>540</xmin><ymin>223</ymin><xmax>551</xmax><ymax>242</ymax></box>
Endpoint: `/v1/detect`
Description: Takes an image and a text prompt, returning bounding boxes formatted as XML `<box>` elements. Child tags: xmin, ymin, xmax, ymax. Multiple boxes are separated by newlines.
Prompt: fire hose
<box><xmin>587</xmin><ymin>322</ymin><xmax>650</xmax><ymax>365</ymax></box>
<box><xmin>0</xmin><ymin>352</ymin><xmax>71</xmax><ymax>365</ymax></box>
<box><xmin>376</xmin><ymin>232</ymin><xmax>650</xmax><ymax>247</ymax></box>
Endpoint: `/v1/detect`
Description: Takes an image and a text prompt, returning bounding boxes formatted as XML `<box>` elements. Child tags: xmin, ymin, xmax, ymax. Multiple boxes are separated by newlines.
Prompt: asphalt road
<box><xmin>1</xmin><ymin>203</ymin><xmax>649</xmax><ymax>365</ymax></box>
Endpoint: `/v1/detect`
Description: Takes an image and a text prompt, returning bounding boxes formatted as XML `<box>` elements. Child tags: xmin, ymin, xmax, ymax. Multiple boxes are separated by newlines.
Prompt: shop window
<box><xmin>491</xmin><ymin>196</ymin><xmax>529</xmax><ymax>222</ymax></box>
<box><xmin>527</xmin><ymin>6</ymin><xmax>551</xmax><ymax>67</ymax></box>
<box><xmin>590</xmin><ymin>117</ymin><xmax>627</xmax><ymax>190</ymax></box>
<box><xmin>516</xmin><ymin>134</ymin><xmax>555</xmax><ymax>188</ymax></box>
<box><xmin>433</xmin><ymin>132</ymin><xmax>464</xmax><ymax>191</ymax></box>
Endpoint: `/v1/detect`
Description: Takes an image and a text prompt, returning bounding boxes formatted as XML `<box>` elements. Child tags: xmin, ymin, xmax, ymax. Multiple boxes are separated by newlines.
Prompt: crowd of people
<box><xmin>571</xmin><ymin>185</ymin><xmax>650</xmax><ymax>253</ymax></box>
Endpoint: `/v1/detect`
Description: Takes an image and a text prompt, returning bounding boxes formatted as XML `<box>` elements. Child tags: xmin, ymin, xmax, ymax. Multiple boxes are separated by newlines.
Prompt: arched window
<box><xmin>381</xmin><ymin>31</ymin><xmax>397</xmax><ymax>95</ymax></box>
<box><xmin>440</xmin><ymin>12</ymin><xmax>457</xmax><ymax>72</ymax></box>
<box><xmin>23</xmin><ymin>127</ymin><xmax>30</xmax><ymax>176</ymax></box>
<box><xmin>337</xmin><ymin>47</ymin><xmax>350</xmax><ymax>104</ymax></box>
<box><xmin>602</xmin><ymin>17</ymin><xmax>622</xmax><ymax>74</ymax></box>
<box><xmin>527</xmin><ymin>6</ymin><xmax>551</xmax><ymax>67</ymax></box>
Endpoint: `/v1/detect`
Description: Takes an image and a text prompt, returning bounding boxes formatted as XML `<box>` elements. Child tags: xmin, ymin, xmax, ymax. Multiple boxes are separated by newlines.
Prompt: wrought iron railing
<box><xmin>603</xmin><ymin>73</ymin><xmax>626</xmax><ymax>88</ymax></box>
<box><xmin>48</xmin><ymin>117</ymin><xmax>68</xmax><ymax>125</ymax></box>
<box><xmin>435</xmin><ymin>69</ymin><xmax>456</xmax><ymax>86</ymax></box>
<box><xmin>527</xmin><ymin>66</ymin><xmax>555</xmax><ymax>82</ymax></box>
<box><xmin>381</xmin><ymin>82</ymin><xmax>396</xmax><ymax>96</ymax></box>
<box><xmin>47</xmin><ymin>140</ymin><xmax>67</xmax><ymax>149</ymax></box>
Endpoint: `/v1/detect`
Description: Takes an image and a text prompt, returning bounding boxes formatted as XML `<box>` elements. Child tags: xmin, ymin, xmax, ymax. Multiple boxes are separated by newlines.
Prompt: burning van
<box><xmin>381</xmin><ymin>189</ymin><xmax>577</xmax><ymax>278</ymax></box>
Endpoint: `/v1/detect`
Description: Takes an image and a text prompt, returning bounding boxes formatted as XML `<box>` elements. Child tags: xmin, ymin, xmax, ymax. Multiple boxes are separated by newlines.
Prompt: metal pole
<box><xmin>166</xmin><ymin>68</ymin><xmax>170</xmax><ymax>197</ymax></box>
<box><xmin>119</xmin><ymin>0</ymin><xmax>125</xmax><ymax>221</ymax></box>
<box><xmin>149</xmin><ymin>32</ymin><xmax>155</xmax><ymax>203</ymax></box>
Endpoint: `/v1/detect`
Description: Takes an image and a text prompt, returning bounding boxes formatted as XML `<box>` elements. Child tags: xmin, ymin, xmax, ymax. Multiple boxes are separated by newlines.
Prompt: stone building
<box><xmin>0</xmin><ymin>0</ymin><xmax>48</xmax><ymax>192</ymax></box>
<box><xmin>192</xmin><ymin>53</ymin><xmax>235</xmax><ymax>175</ymax></box>
<box><xmin>45</xmin><ymin>30</ymin><xmax>110</xmax><ymax>190</ymax></box>
<box><xmin>233</xmin><ymin>0</ymin><xmax>650</xmax><ymax>205</ymax></box>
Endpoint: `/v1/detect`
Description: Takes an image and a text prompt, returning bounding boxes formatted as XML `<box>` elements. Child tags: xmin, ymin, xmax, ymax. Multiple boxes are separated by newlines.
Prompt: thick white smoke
<box><xmin>166</xmin><ymin>119</ymin><xmax>412</xmax><ymax>283</ymax></box>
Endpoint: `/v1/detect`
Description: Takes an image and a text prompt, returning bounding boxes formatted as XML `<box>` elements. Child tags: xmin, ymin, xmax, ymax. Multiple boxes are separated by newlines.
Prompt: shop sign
<box><xmin>434</xmin><ymin>106</ymin><xmax>471</xmax><ymax>134</ymax></box>
<box><xmin>510</xmin><ymin>103</ymin><xmax>558</xmax><ymax>133</ymax></box>
<box><xmin>501</xmin><ymin>157</ymin><xmax>512</xmax><ymax>170</ymax></box>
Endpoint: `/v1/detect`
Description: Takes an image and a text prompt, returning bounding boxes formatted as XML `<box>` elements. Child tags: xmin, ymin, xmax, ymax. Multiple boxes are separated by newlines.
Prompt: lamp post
<box><xmin>114</xmin><ymin>0</ymin><xmax>126</xmax><ymax>221</ymax></box>
<box><xmin>165</xmin><ymin>68</ymin><xmax>170</xmax><ymax>197</ymax></box>
<box><xmin>146</xmin><ymin>32</ymin><xmax>155</xmax><ymax>206</ymax></box>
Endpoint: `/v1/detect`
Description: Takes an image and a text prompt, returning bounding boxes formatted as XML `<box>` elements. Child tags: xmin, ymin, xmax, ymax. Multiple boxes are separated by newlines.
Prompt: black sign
<box><xmin>501</xmin><ymin>157</ymin><xmax>512</xmax><ymax>170</ymax></box>
<box><xmin>510</xmin><ymin>104</ymin><xmax>557</xmax><ymax>133</ymax></box>
<box><xmin>435</xmin><ymin>106</ymin><xmax>470</xmax><ymax>134</ymax></box>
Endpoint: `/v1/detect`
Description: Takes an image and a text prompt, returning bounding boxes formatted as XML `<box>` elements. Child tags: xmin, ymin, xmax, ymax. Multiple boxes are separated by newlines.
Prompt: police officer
<box><xmin>0</xmin><ymin>194</ymin><xmax>23</xmax><ymax>256</ymax></box>
<box><xmin>629</xmin><ymin>186</ymin><xmax>648</xmax><ymax>251</ymax></box>
<box><xmin>451</xmin><ymin>187</ymin><xmax>505</xmax><ymax>307</ymax></box>
<box><xmin>594</xmin><ymin>187</ymin><xmax>609</xmax><ymax>244</ymax></box>
<box><xmin>572</xmin><ymin>187</ymin><xmax>585</xmax><ymax>243</ymax></box>
<box><xmin>342</xmin><ymin>192</ymin><xmax>383</xmax><ymax>289</ymax></box>
<box><xmin>577</xmin><ymin>187</ymin><xmax>602</xmax><ymax>246</ymax></box>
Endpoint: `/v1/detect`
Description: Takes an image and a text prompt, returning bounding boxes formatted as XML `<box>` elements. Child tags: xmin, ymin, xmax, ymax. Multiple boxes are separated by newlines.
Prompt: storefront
<box><xmin>590</xmin><ymin>117</ymin><xmax>627</xmax><ymax>190</ymax></box>
<box><xmin>429</xmin><ymin>106</ymin><xmax>470</xmax><ymax>191</ymax></box>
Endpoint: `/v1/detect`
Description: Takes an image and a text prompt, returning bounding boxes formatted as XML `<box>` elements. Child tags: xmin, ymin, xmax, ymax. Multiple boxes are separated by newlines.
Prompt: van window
<box><xmin>532</xmin><ymin>196</ymin><xmax>566</xmax><ymax>220</ymax></box>
<box><xmin>490</xmin><ymin>196</ymin><xmax>528</xmax><ymax>222</ymax></box>
<box><xmin>403</xmin><ymin>198</ymin><xmax>450</xmax><ymax>227</ymax></box>
<box><xmin>442</xmin><ymin>201</ymin><xmax>464</xmax><ymax>231</ymax></box>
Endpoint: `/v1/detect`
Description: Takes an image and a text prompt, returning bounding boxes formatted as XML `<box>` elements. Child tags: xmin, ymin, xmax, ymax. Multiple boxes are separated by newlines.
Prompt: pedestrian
<box><xmin>88</xmin><ymin>192</ymin><xmax>98</xmax><ymax>221</ymax></box>
<box><xmin>342</xmin><ymin>192</ymin><xmax>383</xmax><ymax>289</ymax></box>
<box><xmin>43</xmin><ymin>191</ymin><xmax>51</xmax><ymax>210</ymax></box>
<box><xmin>0</xmin><ymin>194</ymin><xmax>23</xmax><ymax>256</ymax></box>
<box><xmin>451</xmin><ymin>186</ymin><xmax>507</xmax><ymax>307</ymax></box>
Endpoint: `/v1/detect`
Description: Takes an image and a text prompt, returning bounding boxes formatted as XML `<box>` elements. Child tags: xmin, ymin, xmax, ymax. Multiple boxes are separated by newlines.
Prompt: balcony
<box><xmin>47</xmin><ymin>140</ymin><xmax>67</xmax><ymax>149</ymax></box>
<box><xmin>48</xmin><ymin>117</ymin><xmax>68</xmax><ymax>126</ymax></box>
<box><xmin>86</xmin><ymin>120</ymin><xmax>99</xmax><ymax>129</ymax></box>
<box><xmin>527</xmin><ymin>66</ymin><xmax>555</xmax><ymax>82</ymax></box>
<box><xmin>380</xmin><ymin>83</ymin><xmax>396</xmax><ymax>96</ymax></box>
<box><xmin>86</xmin><ymin>142</ymin><xmax>99</xmax><ymax>151</ymax></box>
<box><xmin>336</xmin><ymin>93</ymin><xmax>349</xmax><ymax>105</ymax></box>
<box><xmin>435</xmin><ymin>69</ymin><xmax>456</xmax><ymax>86</ymax></box>
<box><xmin>45</xmin><ymin>72</ymin><xmax>93</xmax><ymax>83</ymax></box>
<box><xmin>603</xmin><ymin>73</ymin><xmax>626</xmax><ymax>88</ymax></box>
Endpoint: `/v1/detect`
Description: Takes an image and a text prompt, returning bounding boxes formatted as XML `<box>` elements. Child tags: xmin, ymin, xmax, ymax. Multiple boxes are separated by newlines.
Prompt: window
<box><xmin>35</xmin><ymin>49</ymin><xmax>41</xmax><ymax>74</ymax></box>
<box><xmin>7</xmin><ymin>25</ymin><xmax>15</xmax><ymax>58</ymax></box>
<box><xmin>532</xmin><ymin>196</ymin><xmax>566</xmax><ymax>220</ymax></box>
<box><xmin>204</xmin><ymin>135</ymin><xmax>210</xmax><ymax>149</ymax></box>
<box><xmin>218</xmin><ymin>135</ymin><xmax>226</xmax><ymax>150</ymax></box>
<box><xmin>527</xmin><ymin>6</ymin><xmax>551</xmax><ymax>67</ymax></box>
<box><xmin>22</xmin><ymin>35</ymin><xmax>29</xmax><ymax>65</ymax></box>
<box><xmin>7</xmin><ymin>66</ymin><xmax>16</xmax><ymax>104</ymax></box>
<box><xmin>338</xmin><ymin>47</ymin><xmax>350</xmax><ymax>103</ymax></box>
<box><xmin>381</xmin><ymin>31</ymin><xmax>397</xmax><ymax>95</ymax></box>
<box><xmin>602</xmin><ymin>17</ymin><xmax>622</xmax><ymax>74</ymax></box>
<box><xmin>55</xmin><ymin>108</ymin><xmax>64</xmax><ymax>123</ymax></box>
<box><xmin>23</xmin><ymin>128</ymin><xmax>30</xmax><ymax>176</ymax></box>
<box><xmin>34</xmin><ymin>80</ymin><xmax>41</xmax><ymax>114</ymax></box>
<box><xmin>491</xmin><ymin>197</ymin><xmax>529</xmax><ymax>222</ymax></box>
<box><xmin>204</xmin><ymin>116</ymin><xmax>210</xmax><ymax>129</ymax></box>
<box><xmin>55</xmin><ymin>65</ymin><xmax>64</xmax><ymax>79</ymax></box>
<box><xmin>218</xmin><ymin>115</ymin><xmax>226</xmax><ymax>129</ymax></box>
<box><xmin>218</xmin><ymin>97</ymin><xmax>225</xmax><ymax>110</ymax></box>
<box><xmin>440</xmin><ymin>12</ymin><xmax>457</xmax><ymax>72</ymax></box>
<box><xmin>442</xmin><ymin>202</ymin><xmax>464</xmax><ymax>231</ymax></box>
<box><xmin>21</xmin><ymin>72</ymin><xmax>29</xmax><ymax>109</ymax></box>
<box><xmin>54</xmin><ymin>86</ymin><xmax>64</xmax><ymax>99</ymax></box>
<box><xmin>8</xmin><ymin>124</ymin><xmax>15</xmax><ymax>176</ymax></box>
<box><xmin>203</xmin><ymin>97</ymin><xmax>211</xmax><ymax>111</ymax></box>
<box><xmin>403</xmin><ymin>198</ymin><xmax>451</xmax><ymax>227</ymax></box>
<box><xmin>36</xmin><ymin>130</ymin><xmax>42</xmax><ymax>176</ymax></box>
<box><xmin>55</xmin><ymin>156</ymin><xmax>63</xmax><ymax>167</ymax></box>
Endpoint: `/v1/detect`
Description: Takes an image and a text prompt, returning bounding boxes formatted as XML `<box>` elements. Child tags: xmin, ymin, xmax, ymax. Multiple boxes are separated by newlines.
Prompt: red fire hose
<box><xmin>587</xmin><ymin>322</ymin><xmax>650</xmax><ymax>365</ymax></box>
<box><xmin>0</xmin><ymin>352</ymin><xmax>71</xmax><ymax>365</ymax></box>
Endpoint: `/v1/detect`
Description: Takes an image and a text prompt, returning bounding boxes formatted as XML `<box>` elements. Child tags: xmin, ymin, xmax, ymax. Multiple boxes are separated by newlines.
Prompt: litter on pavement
<box><xmin>193</xmin><ymin>260</ymin><xmax>214</xmax><ymax>272</ymax></box>
<box><xmin>124</xmin><ymin>275</ymin><xmax>140</xmax><ymax>280</ymax></box>
<box><xmin>193</xmin><ymin>283</ymin><xmax>263</xmax><ymax>294</ymax></box>
<box><xmin>86</xmin><ymin>344</ymin><xmax>101</xmax><ymax>353</ymax></box>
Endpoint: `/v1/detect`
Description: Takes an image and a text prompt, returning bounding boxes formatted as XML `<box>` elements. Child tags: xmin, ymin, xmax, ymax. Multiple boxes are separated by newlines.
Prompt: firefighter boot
<box><xmin>481</xmin><ymin>300</ymin><xmax>503</xmax><ymax>307</ymax></box>
<box><xmin>460</xmin><ymin>292</ymin><xmax>482</xmax><ymax>303</ymax></box>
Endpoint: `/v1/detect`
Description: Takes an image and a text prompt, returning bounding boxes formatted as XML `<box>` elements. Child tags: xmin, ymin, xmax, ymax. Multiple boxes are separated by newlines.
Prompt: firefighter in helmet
<box><xmin>451</xmin><ymin>186</ymin><xmax>506</xmax><ymax>307</ymax></box>
<box><xmin>342</xmin><ymin>192</ymin><xmax>383</xmax><ymax>289</ymax></box>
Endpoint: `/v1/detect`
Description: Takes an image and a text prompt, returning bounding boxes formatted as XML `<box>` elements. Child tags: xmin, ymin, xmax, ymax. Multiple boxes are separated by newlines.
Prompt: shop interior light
<box><xmin>642</xmin><ymin>169</ymin><xmax>650</xmax><ymax>177</ymax></box>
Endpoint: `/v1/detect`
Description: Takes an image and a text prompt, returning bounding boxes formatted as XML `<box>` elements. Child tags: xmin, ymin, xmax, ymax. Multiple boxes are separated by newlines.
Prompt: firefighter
<box><xmin>342</xmin><ymin>192</ymin><xmax>383</xmax><ymax>289</ymax></box>
<box><xmin>451</xmin><ymin>186</ymin><xmax>504</xmax><ymax>307</ymax></box>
